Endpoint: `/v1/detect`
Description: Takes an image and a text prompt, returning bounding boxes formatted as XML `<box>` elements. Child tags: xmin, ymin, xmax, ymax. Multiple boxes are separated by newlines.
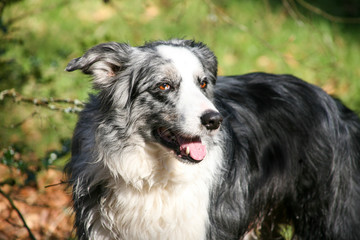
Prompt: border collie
<box><xmin>65</xmin><ymin>39</ymin><xmax>360</xmax><ymax>240</ymax></box>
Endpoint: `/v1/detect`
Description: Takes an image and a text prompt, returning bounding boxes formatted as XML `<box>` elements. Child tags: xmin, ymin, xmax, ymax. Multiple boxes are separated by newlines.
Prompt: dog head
<box><xmin>66</xmin><ymin>39</ymin><xmax>222</xmax><ymax>164</ymax></box>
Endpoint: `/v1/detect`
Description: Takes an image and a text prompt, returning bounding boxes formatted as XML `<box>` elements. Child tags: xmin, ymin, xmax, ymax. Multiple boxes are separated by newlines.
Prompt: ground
<box><xmin>0</xmin><ymin>166</ymin><xmax>75</xmax><ymax>240</ymax></box>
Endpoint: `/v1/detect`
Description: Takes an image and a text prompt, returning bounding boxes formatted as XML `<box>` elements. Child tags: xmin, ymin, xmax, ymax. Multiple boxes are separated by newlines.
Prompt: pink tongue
<box><xmin>178</xmin><ymin>138</ymin><xmax>207</xmax><ymax>161</ymax></box>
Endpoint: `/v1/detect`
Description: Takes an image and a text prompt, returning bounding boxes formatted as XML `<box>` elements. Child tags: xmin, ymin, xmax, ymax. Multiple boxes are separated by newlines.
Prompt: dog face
<box><xmin>66</xmin><ymin>39</ymin><xmax>222</xmax><ymax>164</ymax></box>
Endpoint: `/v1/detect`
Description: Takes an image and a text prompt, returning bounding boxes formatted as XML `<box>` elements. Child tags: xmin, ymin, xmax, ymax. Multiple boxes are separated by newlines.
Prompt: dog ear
<box><xmin>66</xmin><ymin>42</ymin><xmax>131</xmax><ymax>89</ymax></box>
<box><xmin>181</xmin><ymin>40</ymin><xmax>218</xmax><ymax>81</ymax></box>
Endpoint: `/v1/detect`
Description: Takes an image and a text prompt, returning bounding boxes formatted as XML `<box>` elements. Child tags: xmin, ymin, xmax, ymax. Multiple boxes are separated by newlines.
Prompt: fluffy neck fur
<box><xmin>80</xmin><ymin>132</ymin><xmax>224</xmax><ymax>240</ymax></box>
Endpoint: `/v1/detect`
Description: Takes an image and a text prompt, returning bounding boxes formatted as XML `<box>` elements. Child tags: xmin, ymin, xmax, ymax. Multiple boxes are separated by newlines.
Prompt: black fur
<box><xmin>209</xmin><ymin>73</ymin><xmax>360</xmax><ymax>239</ymax></box>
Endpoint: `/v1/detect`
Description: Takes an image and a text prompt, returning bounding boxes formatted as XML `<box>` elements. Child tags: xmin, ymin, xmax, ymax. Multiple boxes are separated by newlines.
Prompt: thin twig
<box><xmin>295</xmin><ymin>0</ymin><xmax>360</xmax><ymax>24</ymax></box>
<box><xmin>44</xmin><ymin>180</ymin><xmax>69</xmax><ymax>188</ymax></box>
<box><xmin>282</xmin><ymin>0</ymin><xmax>306</xmax><ymax>25</ymax></box>
<box><xmin>0</xmin><ymin>89</ymin><xmax>84</xmax><ymax>113</ymax></box>
<box><xmin>0</xmin><ymin>188</ymin><xmax>37</xmax><ymax>240</ymax></box>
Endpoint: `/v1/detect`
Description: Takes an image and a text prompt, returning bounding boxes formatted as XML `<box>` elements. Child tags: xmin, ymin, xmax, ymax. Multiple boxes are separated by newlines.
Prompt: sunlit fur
<box><xmin>66</xmin><ymin>39</ymin><xmax>360</xmax><ymax>240</ymax></box>
<box><xmin>65</xmin><ymin>40</ymin><xmax>223</xmax><ymax>239</ymax></box>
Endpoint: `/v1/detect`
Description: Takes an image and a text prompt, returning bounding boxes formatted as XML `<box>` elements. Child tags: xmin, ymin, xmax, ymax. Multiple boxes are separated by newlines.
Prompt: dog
<box><xmin>65</xmin><ymin>39</ymin><xmax>360</xmax><ymax>240</ymax></box>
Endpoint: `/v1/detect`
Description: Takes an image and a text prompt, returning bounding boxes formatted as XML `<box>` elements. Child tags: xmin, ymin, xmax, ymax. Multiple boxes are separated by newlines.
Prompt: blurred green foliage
<box><xmin>0</xmin><ymin>0</ymin><xmax>359</xmax><ymax>238</ymax></box>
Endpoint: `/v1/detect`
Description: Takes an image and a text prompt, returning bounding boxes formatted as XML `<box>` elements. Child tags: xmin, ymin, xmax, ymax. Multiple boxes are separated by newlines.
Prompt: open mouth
<box><xmin>155</xmin><ymin>127</ymin><xmax>207</xmax><ymax>163</ymax></box>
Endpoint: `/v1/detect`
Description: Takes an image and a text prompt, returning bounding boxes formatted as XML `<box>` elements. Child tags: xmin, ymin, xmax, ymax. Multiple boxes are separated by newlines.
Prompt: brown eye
<box><xmin>200</xmin><ymin>80</ymin><xmax>207</xmax><ymax>89</ymax></box>
<box><xmin>159</xmin><ymin>83</ymin><xmax>171</xmax><ymax>91</ymax></box>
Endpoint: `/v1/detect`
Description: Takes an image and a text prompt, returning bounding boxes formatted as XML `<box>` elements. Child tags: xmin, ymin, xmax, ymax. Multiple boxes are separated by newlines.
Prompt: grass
<box><xmin>1</xmin><ymin>0</ymin><xmax>359</xmax><ymax>238</ymax></box>
<box><xmin>3</xmin><ymin>0</ymin><xmax>360</xmax><ymax>100</ymax></box>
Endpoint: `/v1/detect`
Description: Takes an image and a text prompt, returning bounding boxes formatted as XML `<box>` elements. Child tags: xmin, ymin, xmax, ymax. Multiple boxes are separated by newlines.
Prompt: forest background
<box><xmin>0</xmin><ymin>0</ymin><xmax>359</xmax><ymax>239</ymax></box>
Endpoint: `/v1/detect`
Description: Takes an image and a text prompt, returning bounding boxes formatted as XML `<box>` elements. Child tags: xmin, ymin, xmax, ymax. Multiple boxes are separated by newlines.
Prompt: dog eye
<box><xmin>159</xmin><ymin>83</ymin><xmax>171</xmax><ymax>91</ymax></box>
<box><xmin>200</xmin><ymin>79</ymin><xmax>208</xmax><ymax>89</ymax></box>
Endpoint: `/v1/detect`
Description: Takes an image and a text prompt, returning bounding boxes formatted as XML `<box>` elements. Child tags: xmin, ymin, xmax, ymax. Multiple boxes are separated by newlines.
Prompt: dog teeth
<box><xmin>186</xmin><ymin>146</ymin><xmax>190</xmax><ymax>155</ymax></box>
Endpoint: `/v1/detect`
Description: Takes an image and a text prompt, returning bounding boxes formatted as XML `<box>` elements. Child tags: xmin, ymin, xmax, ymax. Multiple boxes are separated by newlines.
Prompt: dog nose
<box><xmin>201</xmin><ymin>111</ymin><xmax>223</xmax><ymax>130</ymax></box>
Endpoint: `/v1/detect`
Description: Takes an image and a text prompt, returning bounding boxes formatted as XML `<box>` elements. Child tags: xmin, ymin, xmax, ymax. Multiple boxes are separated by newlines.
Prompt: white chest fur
<box><xmin>87</xmin><ymin>141</ymin><xmax>223</xmax><ymax>240</ymax></box>
<box><xmin>101</xmin><ymin>180</ymin><xmax>210</xmax><ymax>239</ymax></box>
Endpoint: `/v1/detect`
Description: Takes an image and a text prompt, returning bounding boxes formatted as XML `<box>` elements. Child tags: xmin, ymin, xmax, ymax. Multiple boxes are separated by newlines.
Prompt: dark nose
<box><xmin>201</xmin><ymin>111</ymin><xmax>223</xmax><ymax>130</ymax></box>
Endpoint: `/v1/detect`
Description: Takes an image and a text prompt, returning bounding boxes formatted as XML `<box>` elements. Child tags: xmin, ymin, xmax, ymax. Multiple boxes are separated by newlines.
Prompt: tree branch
<box><xmin>295</xmin><ymin>0</ymin><xmax>360</xmax><ymax>24</ymax></box>
<box><xmin>0</xmin><ymin>89</ymin><xmax>84</xmax><ymax>113</ymax></box>
<box><xmin>44</xmin><ymin>180</ymin><xmax>69</xmax><ymax>188</ymax></box>
<box><xmin>0</xmin><ymin>188</ymin><xmax>37</xmax><ymax>240</ymax></box>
